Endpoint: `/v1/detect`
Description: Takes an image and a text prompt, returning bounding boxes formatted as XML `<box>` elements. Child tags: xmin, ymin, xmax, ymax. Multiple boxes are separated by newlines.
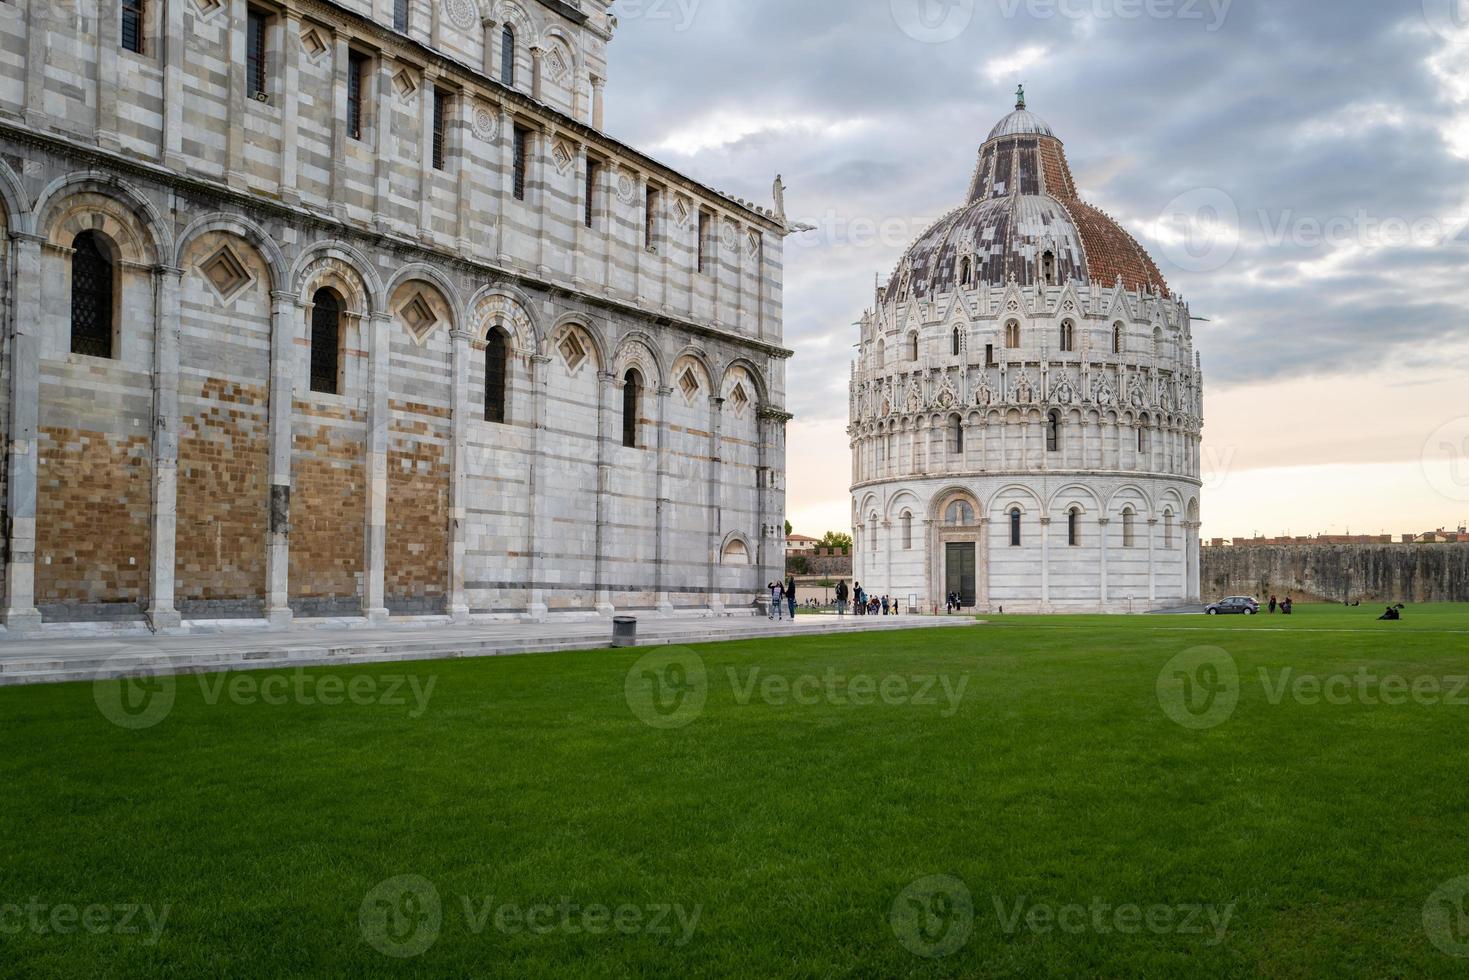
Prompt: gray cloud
<box><xmin>605</xmin><ymin>0</ymin><xmax>1469</xmax><ymax>423</ymax></box>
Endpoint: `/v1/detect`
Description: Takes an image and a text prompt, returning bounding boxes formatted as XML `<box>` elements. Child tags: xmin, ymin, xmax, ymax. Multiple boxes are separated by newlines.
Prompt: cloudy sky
<box><xmin>603</xmin><ymin>0</ymin><xmax>1469</xmax><ymax>540</ymax></box>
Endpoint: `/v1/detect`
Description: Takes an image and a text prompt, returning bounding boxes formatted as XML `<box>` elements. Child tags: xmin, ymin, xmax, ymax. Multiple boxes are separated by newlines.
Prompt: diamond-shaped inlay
<box><xmin>729</xmin><ymin>383</ymin><xmax>750</xmax><ymax>417</ymax></box>
<box><xmin>194</xmin><ymin>0</ymin><xmax>223</xmax><ymax>17</ymax></box>
<box><xmin>400</xmin><ymin>294</ymin><xmax>437</xmax><ymax>340</ymax></box>
<box><xmin>300</xmin><ymin>27</ymin><xmax>327</xmax><ymax>60</ymax></box>
<box><xmin>552</xmin><ymin>140</ymin><xmax>575</xmax><ymax>174</ymax></box>
<box><xmin>199</xmin><ymin>245</ymin><xmax>251</xmax><ymax>302</ymax></box>
<box><xmin>545</xmin><ymin>46</ymin><xmax>569</xmax><ymax>81</ymax></box>
<box><xmin>673</xmin><ymin>197</ymin><xmax>691</xmax><ymax>228</ymax></box>
<box><xmin>558</xmin><ymin>332</ymin><xmax>587</xmax><ymax>373</ymax></box>
<box><xmin>678</xmin><ymin>368</ymin><xmax>700</xmax><ymax>401</ymax></box>
<box><xmin>393</xmin><ymin>69</ymin><xmax>418</xmax><ymax>102</ymax></box>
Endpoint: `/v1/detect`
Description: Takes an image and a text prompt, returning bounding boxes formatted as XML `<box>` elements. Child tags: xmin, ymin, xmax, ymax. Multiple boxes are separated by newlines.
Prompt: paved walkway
<box><xmin>0</xmin><ymin>614</ymin><xmax>980</xmax><ymax>686</ymax></box>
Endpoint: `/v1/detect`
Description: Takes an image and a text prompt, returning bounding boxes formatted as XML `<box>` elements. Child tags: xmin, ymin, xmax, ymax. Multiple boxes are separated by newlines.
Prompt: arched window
<box><xmin>1123</xmin><ymin>507</ymin><xmax>1137</xmax><ymax>548</ymax></box>
<box><xmin>1005</xmin><ymin>320</ymin><xmax>1021</xmax><ymax>349</ymax></box>
<box><xmin>1113</xmin><ymin>322</ymin><xmax>1125</xmax><ymax>354</ymax></box>
<box><xmin>1046</xmin><ymin>411</ymin><xmax>1061</xmax><ymax>453</ymax></box>
<box><xmin>869</xmin><ymin>514</ymin><xmax>879</xmax><ymax>551</ymax></box>
<box><xmin>909</xmin><ymin>332</ymin><xmax>919</xmax><ymax>361</ymax></box>
<box><xmin>877</xmin><ymin>339</ymin><xmax>886</xmax><ymax>368</ymax></box>
<box><xmin>484</xmin><ymin>328</ymin><xmax>508</xmax><ymax>423</ymax></box>
<box><xmin>944</xmin><ymin>500</ymin><xmax>974</xmax><ymax>526</ymax></box>
<box><xmin>1153</xmin><ymin>326</ymin><xmax>1164</xmax><ymax>357</ymax></box>
<box><xmin>901</xmin><ymin>512</ymin><xmax>913</xmax><ymax>550</ymax></box>
<box><xmin>951</xmin><ymin>326</ymin><xmax>962</xmax><ymax>356</ymax></box>
<box><xmin>952</xmin><ymin>415</ymin><xmax>964</xmax><ymax>455</ymax></box>
<box><xmin>722</xmin><ymin>539</ymin><xmax>750</xmax><ymax>565</ymax></box>
<box><xmin>70</xmin><ymin>231</ymin><xmax>116</xmax><ymax>359</ymax></box>
<box><xmin>1041</xmin><ymin>250</ymin><xmax>1057</xmax><ymax>286</ymax></box>
<box><xmin>1164</xmin><ymin>509</ymin><xmax>1175</xmax><ymax>548</ymax></box>
<box><xmin>309</xmin><ymin>287</ymin><xmax>342</xmax><ymax>394</ymax></box>
<box><xmin>1009</xmin><ymin>508</ymin><xmax>1022</xmax><ymax>547</ymax></box>
<box><xmin>1067</xmin><ymin>507</ymin><xmax>1081</xmax><ymax>547</ymax></box>
<box><xmin>501</xmin><ymin>25</ymin><xmax>516</xmax><ymax>86</ymax></box>
<box><xmin>1060</xmin><ymin>320</ymin><xmax>1075</xmax><ymax>353</ymax></box>
<box><xmin>960</xmin><ymin>257</ymin><xmax>972</xmax><ymax>286</ymax></box>
<box><xmin>622</xmin><ymin>369</ymin><xmax>642</xmax><ymax>448</ymax></box>
<box><xmin>1138</xmin><ymin>415</ymin><xmax>1150</xmax><ymax>454</ymax></box>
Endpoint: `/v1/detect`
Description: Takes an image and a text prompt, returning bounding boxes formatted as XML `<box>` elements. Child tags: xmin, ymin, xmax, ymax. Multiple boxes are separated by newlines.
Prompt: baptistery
<box><xmin>849</xmin><ymin>91</ymin><xmax>1203</xmax><ymax>613</ymax></box>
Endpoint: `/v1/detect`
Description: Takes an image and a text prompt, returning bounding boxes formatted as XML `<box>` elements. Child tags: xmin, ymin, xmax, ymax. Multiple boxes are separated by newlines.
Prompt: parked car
<box><xmin>1205</xmin><ymin>596</ymin><xmax>1260</xmax><ymax>615</ymax></box>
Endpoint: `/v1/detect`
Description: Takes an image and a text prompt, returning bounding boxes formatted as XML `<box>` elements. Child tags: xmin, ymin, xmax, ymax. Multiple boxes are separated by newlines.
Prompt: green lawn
<box><xmin>4</xmin><ymin>605</ymin><xmax>1469</xmax><ymax>976</ymax></box>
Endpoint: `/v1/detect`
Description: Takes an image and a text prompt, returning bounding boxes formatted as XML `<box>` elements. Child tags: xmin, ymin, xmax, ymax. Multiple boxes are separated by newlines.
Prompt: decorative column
<box><xmin>329</xmin><ymin>31</ymin><xmax>348</xmax><ymax>219</ymax></box>
<box><xmin>1147</xmin><ymin>517</ymin><xmax>1158</xmax><ymax>605</ymax></box>
<box><xmin>480</xmin><ymin>16</ymin><xmax>498</xmax><ymax>77</ymax></box>
<box><xmin>279</xmin><ymin>11</ymin><xmax>302</xmax><ymax>204</ymax></box>
<box><xmin>363</xmin><ymin>311</ymin><xmax>391</xmax><ymax>624</ymax></box>
<box><xmin>535</xmin><ymin>127</ymin><xmax>551</xmax><ymax>276</ymax></box>
<box><xmin>706</xmin><ymin>395</ymin><xmax>724</xmax><ymax>614</ymax></box>
<box><xmin>571</xmin><ymin>144</ymin><xmax>587</xmax><ymax>287</ymax></box>
<box><xmin>161</xmin><ymin>0</ymin><xmax>185</xmax><ymax>167</ymax></box>
<box><xmin>265</xmin><ymin>291</ymin><xmax>297</xmax><ymax>626</ymax></box>
<box><xmin>455</xmin><ymin>93</ymin><xmax>474</xmax><ymax>255</ymax></box>
<box><xmin>2</xmin><ymin>234</ymin><xmax>44</xmax><ymax>632</ymax></box>
<box><xmin>22</xmin><ymin>0</ymin><xmax>46</xmax><ymax>126</ymax></box>
<box><xmin>530</xmin><ymin>45</ymin><xmax>544</xmax><ymax>101</ymax></box>
<box><xmin>448</xmin><ymin>328</ymin><xmax>471</xmax><ymax>622</ymax></box>
<box><xmin>590</xmin><ymin>75</ymin><xmax>605</xmax><ymax>131</ymax></box>
<box><xmin>372</xmin><ymin>55</ymin><xmax>393</xmax><ymax>230</ymax></box>
<box><xmin>146</xmin><ymin>267</ymin><xmax>183</xmax><ymax>632</ymax></box>
<box><xmin>654</xmin><ymin>385</ymin><xmax>674</xmax><ymax>616</ymax></box>
<box><xmin>1039</xmin><ymin>516</ymin><xmax>1051</xmax><ymax>612</ymax></box>
<box><xmin>224</xmin><ymin>0</ymin><xmax>247</xmax><ymax>188</ymax></box>
<box><xmin>418</xmin><ymin>69</ymin><xmax>438</xmax><ymax>237</ymax></box>
<box><xmin>524</xmin><ymin>354</ymin><xmax>549</xmax><ymax>621</ymax></box>
<box><xmin>495</xmin><ymin>105</ymin><xmax>511</xmax><ymax>264</ymax></box>
<box><xmin>1097</xmin><ymin>517</ymin><xmax>1110</xmax><ymax>611</ymax></box>
<box><xmin>592</xmin><ymin>371</ymin><xmax>615</xmax><ymax>617</ymax></box>
<box><xmin>95</xmin><ymin>0</ymin><xmax>121</xmax><ymax>149</ymax></box>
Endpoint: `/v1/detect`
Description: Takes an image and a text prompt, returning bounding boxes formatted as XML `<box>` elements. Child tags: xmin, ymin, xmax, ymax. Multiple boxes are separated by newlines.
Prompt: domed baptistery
<box><xmin>849</xmin><ymin>90</ymin><xmax>1203</xmax><ymax>613</ymax></box>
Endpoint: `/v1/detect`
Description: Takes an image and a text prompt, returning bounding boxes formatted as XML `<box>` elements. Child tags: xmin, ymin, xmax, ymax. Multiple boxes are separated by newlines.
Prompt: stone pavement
<box><xmin>0</xmin><ymin>614</ymin><xmax>981</xmax><ymax>687</ymax></box>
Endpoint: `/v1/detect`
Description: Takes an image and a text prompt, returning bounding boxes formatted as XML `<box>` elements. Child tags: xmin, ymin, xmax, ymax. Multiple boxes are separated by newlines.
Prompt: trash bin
<box><xmin>612</xmin><ymin>616</ymin><xmax>637</xmax><ymax>648</ymax></box>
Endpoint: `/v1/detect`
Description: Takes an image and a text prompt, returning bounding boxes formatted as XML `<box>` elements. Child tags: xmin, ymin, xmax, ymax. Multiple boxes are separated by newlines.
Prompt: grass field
<box><xmin>4</xmin><ymin>605</ymin><xmax>1469</xmax><ymax>976</ymax></box>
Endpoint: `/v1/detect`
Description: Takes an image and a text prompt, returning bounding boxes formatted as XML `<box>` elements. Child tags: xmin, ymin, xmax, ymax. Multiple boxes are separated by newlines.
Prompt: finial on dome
<box><xmin>1015</xmin><ymin>84</ymin><xmax>1026</xmax><ymax>110</ymax></box>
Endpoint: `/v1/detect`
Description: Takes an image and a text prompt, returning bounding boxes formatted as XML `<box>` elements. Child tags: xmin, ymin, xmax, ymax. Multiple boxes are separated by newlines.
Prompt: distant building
<box><xmin>786</xmin><ymin>534</ymin><xmax>821</xmax><ymax>555</ymax></box>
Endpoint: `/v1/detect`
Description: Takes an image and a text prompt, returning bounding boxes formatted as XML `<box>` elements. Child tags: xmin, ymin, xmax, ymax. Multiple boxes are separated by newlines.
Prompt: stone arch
<box><xmin>548</xmin><ymin>316</ymin><xmax>604</xmax><ymax>375</ymax></box>
<box><xmin>1046</xmin><ymin>484</ymin><xmax>1102</xmax><ymax>519</ymax></box>
<box><xmin>988</xmin><ymin>483</ymin><xmax>1041</xmax><ymax>518</ymax></box>
<box><xmin>671</xmin><ymin>349</ymin><xmax>715</xmax><ymax>405</ymax></box>
<box><xmin>494</xmin><ymin>0</ymin><xmax>534</xmax><ymax>39</ymax></box>
<box><xmin>174</xmin><ymin>213</ymin><xmax>288</xmax><ymax>293</ymax></box>
<box><xmin>719</xmin><ymin>357</ymin><xmax>769</xmax><ymax>406</ymax></box>
<box><xmin>468</xmin><ymin>287</ymin><xmax>538</xmax><ymax>351</ymax></box>
<box><xmin>384</xmin><ymin>264</ymin><xmax>464</xmax><ymax>338</ymax></box>
<box><xmin>930</xmin><ymin>486</ymin><xmax>981</xmax><ymax>526</ymax></box>
<box><xmin>1106</xmin><ymin>484</ymin><xmax>1154</xmax><ymax>519</ymax></box>
<box><xmin>719</xmin><ymin>530</ymin><xmax>754</xmax><ymax>566</ymax></box>
<box><xmin>612</xmin><ymin>330</ymin><xmax>665</xmax><ymax>387</ymax></box>
<box><xmin>0</xmin><ymin>158</ymin><xmax>32</xmax><ymax>235</ymax></box>
<box><xmin>291</xmin><ymin>241</ymin><xmax>382</xmax><ymax>316</ymax></box>
<box><xmin>35</xmin><ymin>172</ymin><xmax>171</xmax><ymax>264</ymax></box>
<box><xmin>885</xmin><ymin>489</ymin><xmax>921</xmax><ymax>522</ymax></box>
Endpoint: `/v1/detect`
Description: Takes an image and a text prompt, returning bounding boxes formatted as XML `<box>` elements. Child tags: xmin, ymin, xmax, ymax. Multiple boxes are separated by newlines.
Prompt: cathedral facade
<box><xmin>0</xmin><ymin>0</ymin><xmax>792</xmax><ymax>632</ymax></box>
<box><xmin>849</xmin><ymin>95</ymin><xmax>1202</xmax><ymax>613</ymax></box>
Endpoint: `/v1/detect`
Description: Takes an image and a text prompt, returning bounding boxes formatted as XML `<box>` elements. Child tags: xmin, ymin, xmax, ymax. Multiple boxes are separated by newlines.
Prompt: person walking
<box><xmin>854</xmin><ymin>583</ymin><xmax>865</xmax><ymax>616</ymax></box>
<box><xmin>881</xmin><ymin>595</ymin><xmax>890</xmax><ymax>616</ymax></box>
<box><xmin>785</xmin><ymin>575</ymin><xmax>797</xmax><ymax>620</ymax></box>
<box><xmin>1269</xmin><ymin>594</ymin><xmax>1278</xmax><ymax>614</ymax></box>
<box><xmin>768</xmin><ymin>580</ymin><xmax>784</xmax><ymax>621</ymax></box>
<box><xmin>835</xmin><ymin>580</ymin><xmax>849</xmax><ymax>615</ymax></box>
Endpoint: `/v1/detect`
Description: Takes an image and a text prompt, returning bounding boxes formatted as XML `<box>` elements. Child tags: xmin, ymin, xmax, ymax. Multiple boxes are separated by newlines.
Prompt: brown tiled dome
<box><xmin>887</xmin><ymin>98</ymin><xmax>1168</xmax><ymax>299</ymax></box>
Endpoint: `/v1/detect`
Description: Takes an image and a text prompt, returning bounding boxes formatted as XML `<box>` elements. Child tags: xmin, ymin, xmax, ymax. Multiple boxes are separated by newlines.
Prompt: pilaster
<box><xmin>448</xmin><ymin>328</ymin><xmax>471</xmax><ymax>622</ymax></box>
<box><xmin>2</xmin><ymin>234</ymin><xmax>44</xmax><ymax>633</ymax></box>
<box><xmin>363</xmin><ymin>311</ymin><xmax>391</xmax><ymax>624</ymax></box>
<box><xmin>146</xmin><ymin>266</ymin><xmax>183</xmax><ymax>632</ymax></box>
<box><xmin>265</xmin><ymin>291</ymin><xmax>297</xmax><ymax>627</ymax></box>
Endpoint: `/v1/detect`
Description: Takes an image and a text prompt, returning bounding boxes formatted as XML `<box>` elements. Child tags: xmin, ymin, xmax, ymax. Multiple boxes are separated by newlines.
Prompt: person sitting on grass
<box><xmin>1378</xmin><ymin>604</ymin><xmax>1403</xmax><ymax>621</ymax></box>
